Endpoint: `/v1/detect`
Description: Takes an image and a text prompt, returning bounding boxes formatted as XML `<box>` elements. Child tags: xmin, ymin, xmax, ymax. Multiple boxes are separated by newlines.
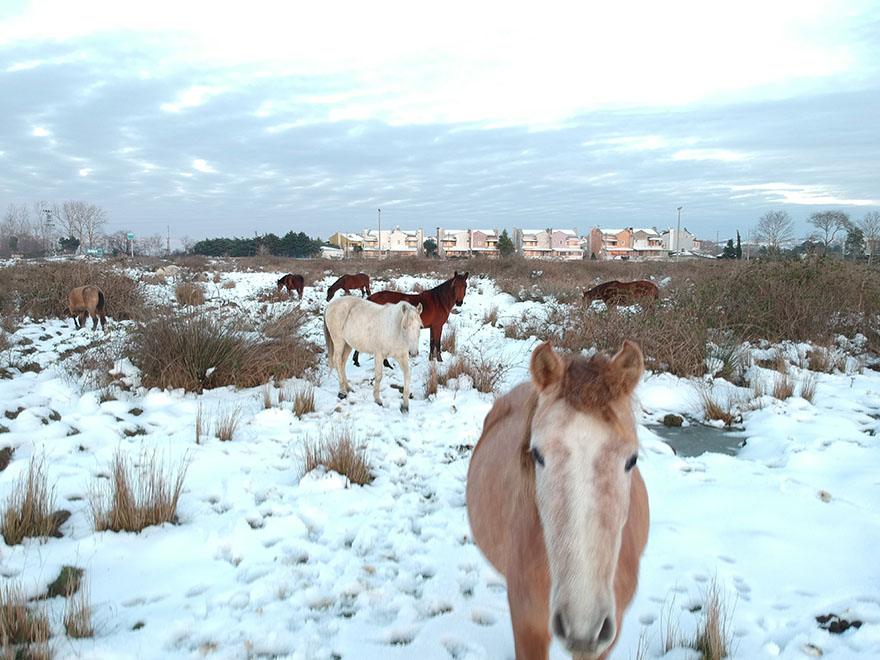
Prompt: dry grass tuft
<box><xmin>808</xmin><ymin>344</ymin><xmax>843</xmax><ymax>374</ymax></box>
<box><xmin>772</xmin><ymin>372</ymin><xmax>795</xmax><ymax>400</ymax></box>
<box><xmin>440</xmin><ymin>324</ymin><xmax>457</xmax><ymax>355</ymax></box>
<box><xmin>214</xmin><ymin>406</ymin><xmax>241</xmax><ymax>442</ymax></box>
<box><xmin>424</xmin><ymin>361</ymin><xmax>439</xmax><ymax>398</ymax></box>
<box><xmin>174</xmin><ymin>282</ymin><xmax>206</xmax><ymax>306</ymax></box>
<box><xmin>0</xmin><ymin>582</ymin><xmax>51</xmax><ymax>653</ymax></box>
<box><xmin>692</xmin><ymin>579</ymin><xmax>734</xmax><ymax>660</ymax></box>
<box><xmin>799</xmin><ymin>372</ymin><xmax>818</xmax><ymax>403</ymax></box>
<box><xmin>90</xmin><ymin>447</ymin><xmax>189</xmax><ymax>533</ymax></box>
<box><xmin>63</xmin><ymin>582</ymin><xmax>94</xmax><ymax>639</ymax></box>
<box><xmin>1</xmin><ymin>456</ymin><xmax>58</xmax><ymax>545</ymax></box>
<box><xmin>299</xmin><ymin>427</ymin><xmax>373</xmax><ymax>486</ymax></box>
<box><xmin>195</xmin><ymin>402</ymin><xmax>205</xmax><ymax>445</ymax></box>
<box><xmin>698</xmin><ymin>387</ymin><xmax>740</xmax><ymax>427</ymax></box>
<box><xmin>292</xmin><ymin>383</ymin><xmax>315</xmax><ymax>418</ymax></box>
<box><xmin>221</xmin><ymin>280</ymin><xmax>236</xmax><ymax>289</ymax></box>
<box><xmin>482</xmin><ymin>306</ymin><xmax>499</xmax><ymax>327</ymax></box>
<box><xmin>261</xmin><ymin>384</ymin><xmax>273</xmax><ymax>409</ymax></box>
<box><xmin>439</xmin><ymin>352</ymin><xmax>509</xmax><ymax>394</ymax></box>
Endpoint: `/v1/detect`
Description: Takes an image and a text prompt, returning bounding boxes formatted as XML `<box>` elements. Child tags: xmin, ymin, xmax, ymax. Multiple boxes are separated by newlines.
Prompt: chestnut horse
<box><xmin>326</xmin><ymin>273</ymin><xmax>371</xmax><ymax>301</ymax></box>
<box><xmin>352</xmin><ymin>271</ymin><xmax>468</xmax><ymax>365</ymax></box>
<box><xmin>68</xmin><ymin>285</ymin><xmax>107</xmax><ymax>331</ymax></box>
<box><xmin>467</xmin><ymin>341</ymin><xmax>649</xmax><ymax>660</ymax></box>
<box><xmin>277</xmin><ymin>273</ymin><xmax>305</xmax><ymax>299</ymax></box>
<box><xmin>583</xmin><ymin>280</ymin><xmax>658</xmax><ymax>306</ymax></box>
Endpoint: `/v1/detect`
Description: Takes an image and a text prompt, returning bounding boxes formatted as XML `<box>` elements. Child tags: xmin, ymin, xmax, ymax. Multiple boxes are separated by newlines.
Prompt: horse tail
<box><xmin>96</xmin><ymin>289</ymin><xmax>106</xmax><ymax>314</ymax></box>
<box><xmin>324</xmin><ymin>314</ymin><xmax>335</xmax><ymax>374</ymax></box>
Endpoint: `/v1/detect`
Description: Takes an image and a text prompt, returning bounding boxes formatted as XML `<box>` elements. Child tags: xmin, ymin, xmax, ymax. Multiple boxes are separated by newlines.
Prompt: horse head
<box><xmin>527</xmin><ymin>341</ymin><xmax>643</xmax><ymax>658</ymax></box>
<box><xmin>399</xmin><ymin>302</ymin><xmax>423</xmax><ymax>357</ymax></box>
<box><xmin>452</xmin><ymin>271</ymin><xmax>469</xmax><ymax>306</ymax></box>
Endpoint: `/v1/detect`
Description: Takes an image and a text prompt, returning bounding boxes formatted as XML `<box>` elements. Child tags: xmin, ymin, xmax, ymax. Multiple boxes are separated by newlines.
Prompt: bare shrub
<box><xmin>440</xmin><ymin>324</ymin><xmax>457</xmax><ymax>355</ymax></box>
<box><xmin>482</xmin><ymin>306</ymin><xmax>499</xmax><ymax>327</ymax></box>
<box><xmin>293</xmin><ymin>384</ymin><xmax>315</xmax><ymax>419</ymax></box>
<box><xmin>424</xmin><ymin>361</ymin><xmax>439</xmax><ymax>398</ymax></box>
<box><xmin>0</xmin><ymin>581</ymin><xmax>51</xmax><ymax>652</ymax></box>
<box><xmin>1</xmin><ymin>456</ymin><xmax>57</xmax><ymax>545</ymax></box>
<box><xmin>692</xmin><ymin>579</ymin><xmax>734</xmax><ymax>660</ymax></box>
<box><xmin>772</xmin><ymin>373</ymin><xmax>795</xmax><ymax>400</ymax></box>
<box><xmin>299</xmin><ymin>427</ymin><xmax>372</xmax><ymax>486</ymax></box>
<box><xmin>174</xmin><ymin>282</ymin><xmax>206</xmax><ymax>306</ymax></box>
<box><xmin>90</xmin><ymin>447</ymin><xmax>188</xmax><ymax>533</ymax></box>
<box><xmin>214</xmin><ymin>406</ymin><xmax>241</xmax><ymax>442</ymax></box>
<box><xmin>130</xmin><ymin>310</ymin><xmax>318</xmax><ymax>393</ymax></box>
<box><xmin>259</xmin><ymin>306</ymin><xmax>309</xmax><ymax>340</ymax></box>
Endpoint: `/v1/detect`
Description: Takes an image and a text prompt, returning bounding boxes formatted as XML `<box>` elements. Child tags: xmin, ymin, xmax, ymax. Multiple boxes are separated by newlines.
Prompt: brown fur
<box><xmin>68</xmin><ymin>285</ymin><xmax>107</xmax><ymax>332</ymax></box>
<box><xmin>467</xmin><ymin>342</ymin><xmax>649</xmax><ymax>660</ymax></box>
<box><xmin>326</xmin><ymin>273</ymin><xmax>371</xmax><ymax>301</ymax></box>
<box><xmin>277</xmin><ymin>273</ymin><xmax>305</xmax><ymax>298</ymax></box>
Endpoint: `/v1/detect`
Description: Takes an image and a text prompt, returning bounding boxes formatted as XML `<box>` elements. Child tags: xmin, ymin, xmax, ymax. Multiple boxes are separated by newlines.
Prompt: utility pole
<box><xmin>167</xmin><ymin>225</ymin><xmax>171</xmax><ymax>257</ymax></box>
<box><xmin>378</xmin><ymin>208</ymin><xmax>382</xmax><ymax>258</ymax></box>
<box><xmin>676</xmin><ymin>206</ymin><xmax>682</xmax><ymax>255</ymax></box>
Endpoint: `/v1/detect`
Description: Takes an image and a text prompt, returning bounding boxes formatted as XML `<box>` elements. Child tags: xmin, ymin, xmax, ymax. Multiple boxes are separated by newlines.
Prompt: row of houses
<box><xmin>328</xmin><ymin>226</ymin><xmax>701</xmax><ymax>260</ymax></box>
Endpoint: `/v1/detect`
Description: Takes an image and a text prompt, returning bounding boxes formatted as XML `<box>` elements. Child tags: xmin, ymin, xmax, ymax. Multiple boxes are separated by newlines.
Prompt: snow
<box><xmin>0</xmin><ymin>267</ymin><xmax>878</xmax><ymax>659</ymax></box>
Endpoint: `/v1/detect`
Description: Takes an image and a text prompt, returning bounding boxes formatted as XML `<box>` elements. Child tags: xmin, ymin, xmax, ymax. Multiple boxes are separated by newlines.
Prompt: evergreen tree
<box><xmin>844</xmin><ymin>227</ymin><xmax>866</xmax><ymax>261</ymax></box>
<box><xmin>423</xmin><ymin>238</ymin><xmax>437</xmax><ymax>257</ymax></box>
<box><xmin>721</xmin><ymin>239</ymin><xmax>736</xmax><ymax>259</ymax></box>
<box><xmin>735</xmin><ymin>231</ymin><xmax>742</xmax><ymax>259</ymax></box>
<box><xmin>497</xmin><ymin>229</ymin><xmax>515</xmax><ymax>257</ymax></box>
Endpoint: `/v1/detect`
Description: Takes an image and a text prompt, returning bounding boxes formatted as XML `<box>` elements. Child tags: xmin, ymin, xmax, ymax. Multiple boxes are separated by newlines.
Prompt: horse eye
<box><xmin>531</xmin><ymin>447</ymin><xmax>545</xmax><ymax>467</ymax></box>
<box><xmin>625</xmin><ymin>454</ymin><xmax>638</xmax><ymax>471</ymax></box>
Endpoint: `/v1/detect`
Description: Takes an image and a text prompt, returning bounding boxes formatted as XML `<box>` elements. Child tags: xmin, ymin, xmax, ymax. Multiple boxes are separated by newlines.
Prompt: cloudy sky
<box><xmin>1</xmin><ymin>0</ymin><xmax>878</xmax><ymax>246</ymax></box>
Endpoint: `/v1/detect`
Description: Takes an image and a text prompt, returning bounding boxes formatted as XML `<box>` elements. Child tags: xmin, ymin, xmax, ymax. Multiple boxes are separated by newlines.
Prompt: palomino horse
<box><xmin>68</xmin><ymin>285</ymin><xmax>107</xmax><ymax>331</ymax></box>
<box><xmin>277</xmin><ymin>273</ymin><xmax>305</xmax><ymax>299</ymax></box>
<box><xmin>583</xmin><ymin>280</ymin><xmax>659</xmax><ymax>306</ymax></box>
<box><xmin>326</xmin><ymin>273</ymin><xmax>371</xmax><ymax>301</ymax></box>
<box><xmin>467</xmin><ymin>341</ymin><xmax>649</xmax><ymax>660</ymax></box>
<box><xmin>352</xmin><ymin>271</ymin><xmax>468</xmax><ymax>366</ymax></box>
<box><xmin>323</xmin><ymin>297</ymin><xmax>423</xmax><ymax>412</ymax></box>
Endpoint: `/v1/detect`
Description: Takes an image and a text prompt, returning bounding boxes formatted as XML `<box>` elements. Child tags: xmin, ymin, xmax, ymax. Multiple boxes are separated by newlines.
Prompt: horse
<box><xmin>326</xmin><ymin>273</ymin><xmax>371</xmax><ymax>301</ymax></box>
<box><xmin>68</xmin><ymin>285</ymin><xmax>108</xmax><ymax>332</ymax></box>
<box><xmin>277</xmin><ymin>273</ymin><xmax>305</xmax><ymax>299</ymax></box>
<box><xmin>583</xmin><ymin>280</ymin><xmax>659</xmax><ymax>306</ymax></box>
<box><xmin>352</xmin><ymin>271</ymin><xmax>468</xmax><ymax>366</ymax></box>
<box><xmin>323</xmin><ymin>297</ymin><xmax>423</xmax><ymax>412</ymax></box>
<box><xmin>467</xmin><ymin>341</ymin><xmax>649</xmax><ymax>660</ymax></box>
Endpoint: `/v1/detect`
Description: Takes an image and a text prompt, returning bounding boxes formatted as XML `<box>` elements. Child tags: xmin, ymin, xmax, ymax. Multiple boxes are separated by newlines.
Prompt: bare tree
<box><xmin>808</xmin><ymin>210</ymin><xmax>852</xmax><ymax>256</ymax></box>
<box><xmin>754</xmin><ymin>210</ymin><xmax>794</xmax><ymax>258</ymax></box>
<box><xmin>857</xmin><ymin>210</ymin><xmax>880</xmax><ymax>265</ymax></box>
<box><xmin>104</xmin><ymin>230</ymin><xmax>131</xmax><ymax>256</ymax></box>
<box><xmin>179</xmin><ymin>235</ymin><xmax>196</xmax><ymax>254</ymax></box>
<box><xmin>57</xmin><ymin>201</ymin><xmax>107</xmax><ymax>253</ymax></box>
<box><xmin>137</xmin><ymin>233</ymin><xmax>165</xmax><ymax>257</ymax></box>
<box><xmin>0</xmin><ymin>204</ymin><xmax>45</xmax><ymax>256</ymax></box>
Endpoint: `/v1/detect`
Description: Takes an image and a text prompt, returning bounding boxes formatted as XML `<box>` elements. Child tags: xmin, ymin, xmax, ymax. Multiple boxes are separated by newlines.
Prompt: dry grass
<box><xmin>214</xmin><ymin>406</ymin><xmax>241</xmax><ymax>442</ymax></box>
<box><xmin>440</xmin><ymin>324</ymin><xmax>457</xmax><ymax>355</ymax></box>
<box><xmin>0</xmin><ymin>582</ymin><xmax>51</xmax><ymax>655</ymax></box>
<box><xmin>62</xmin><ymin>583</ymin><xmax>93</xmax><ymax>639</ymax></box>
<box><xmin>90</xmin><ymin>448</ymin><xmax>189</xmax><ymax>533</ymax></box>
<box><xmin>261</xmin><ymin>384</ymin><xmax>273</xmax><ymax>409</ymax></box>
<box><xmin>697</xmin><ymin>386</ymin><xmax>741</xmax><ymax>427</ymax></box>
<box><xmin>299</xmin><ymin>427</ymin><xmax>373</xmax><ymax>486</ymax></box>
<box><xmin>424</xmin><ymin>361</ymin><xmax>439</xmax><ymax>398</ymax></box>
<box><xmin>221</xmin><ymin>280</ymin><xmax>236</xmax><ymax>289</ymax></box>
<box><xmin>174</xmin><ymin>282</ymin><xmax>206</xmax><ymax>306</ymax></box>
<box><xmin>799</xmin><ymin>372</ymin><xmax>818</xmax><ymax>402</ymax></box>
<box><xmin>292</xmin><ymin>383</ymin><xmax>315</xmax><ymax>418</ymax></box>
<box><xmin>195</xmin><ymin>402</ymin><xmax>205</xmax><ymax>445</ymax></box>
<box><xmin>692</xmin><ymin>579</ymin><xmax>734</xmax><ymax>660</ymax></box>
<box><xmin>130</xmin><ymin>309</ymin><xmax>319</xmax><ymax>393</ymax></box>
<box><xmin>482</xmin><ymin>306</ymin><xmax>499</xmax><ymax>327</ymax></box>
<box><xmin>439</xmin><ymin>352</ymin><xmax>509</xmax><ymax>394</ymax></box>
<box><xmin>772</xmin><ymin>373</ymin><xmax>795</xmax><ymax>400</ymax></box>
<box><xmin>808</xmin><ymin>344</ymin><xmax>844</xmax><ymax>373</ymax></box>
<box><xmin>1</xmin><ymin>456</ymin><xmax>58</xmax><ymax>545</ymax></box>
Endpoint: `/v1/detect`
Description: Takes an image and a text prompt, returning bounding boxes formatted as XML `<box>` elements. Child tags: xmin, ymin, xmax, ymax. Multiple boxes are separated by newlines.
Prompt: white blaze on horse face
<box><xmin>531</xmin><ymin>397</ymin><xmax>636</xmax><ymax>658</ymax></box>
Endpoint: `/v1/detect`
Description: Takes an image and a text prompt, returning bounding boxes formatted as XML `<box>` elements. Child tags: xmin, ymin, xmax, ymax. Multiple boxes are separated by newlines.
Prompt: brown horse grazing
<box><xmin>352</xmin><ymin>271</ymin><xmax>468</xmax><ymax>365</ymax></box>
<box><xmin>68</xmin><ymin>285</ymin><xmax>107</xmax><ymax>331</ymax></box>
<box><xmin>467</xmin><ymin>341</ymin><xmax>649</xmax><ymax>660</ymax></box>
<box><xmin>326</xmin><ymin>273</ymin><xmax>371</xmax><ymax>301</ymax></box>
<box><xmin>277</xmin><ymin>273</ymin><xmax>305</xmax><ymax>299</ymax></box>
<box><xmin>583</xmin><ymin>280</ymin><xmax>659</xmax><ymax>306</ymax></box>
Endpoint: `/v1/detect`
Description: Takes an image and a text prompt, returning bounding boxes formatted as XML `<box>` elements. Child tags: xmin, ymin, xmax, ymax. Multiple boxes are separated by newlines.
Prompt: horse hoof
<box><xmin>337</xmin><ymin>392</ymin><xmax>347</xmax><ymax>400</ymax></box>
<box><xmin>400</xmin><ymin>404</ymin><xmax>409</xmax><ymax>413</ymax></box>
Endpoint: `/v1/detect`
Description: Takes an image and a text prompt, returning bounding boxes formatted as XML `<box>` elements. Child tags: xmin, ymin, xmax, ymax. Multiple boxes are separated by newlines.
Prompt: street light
<box><xmin>378</xmin><ymin>208</ymin><xmax>382</xmax><ymax>257</ymax></box>
<box><xmin>676</xmin><ymin>206</ymin><xmax>682</xmax><ymax>254</ymax></box>
<box><xmin>42</xmin><ymin>208</ymin><xmax>54</xmax><ymax>256</ymax></box>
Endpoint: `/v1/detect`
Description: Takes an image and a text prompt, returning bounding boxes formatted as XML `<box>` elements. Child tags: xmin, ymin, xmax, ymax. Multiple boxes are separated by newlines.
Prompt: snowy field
<box><xmin>0</xmin><ymin>266</ymin><xmax>878</xmax><ymax>660</ymax></box>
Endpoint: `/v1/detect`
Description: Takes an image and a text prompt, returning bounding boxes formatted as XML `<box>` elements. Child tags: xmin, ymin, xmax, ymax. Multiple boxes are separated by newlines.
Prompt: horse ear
<box><xmin>416</xmin><ymin>303</ymin><xmax>423</xmax><ymax>314</ymax></box>
<box><xmin>610</xmin><ymin>340</ymin><xmax>644</xmax><ymax>394</ymax></box>
<box><xmin>530</xmin><ymin>342</ymin><xmax>564</xmax><ymax>390</ymax></box>
<box><xmin>463</xmin><ymin>271</ymin><xmax>468</xmax><ymax>279</ymax></box>
<box><xmin>454</xmin><ymin>270</ymin><xmax>458</xmax><ymax>276</ymax></box>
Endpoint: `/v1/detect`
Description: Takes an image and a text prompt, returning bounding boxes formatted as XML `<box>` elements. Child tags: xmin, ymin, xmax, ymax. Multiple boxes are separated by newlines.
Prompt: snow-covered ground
<box><xmin>1</xmin><ymin>267</ymin><xmax>878</xmax><ymax>660</ymax></box>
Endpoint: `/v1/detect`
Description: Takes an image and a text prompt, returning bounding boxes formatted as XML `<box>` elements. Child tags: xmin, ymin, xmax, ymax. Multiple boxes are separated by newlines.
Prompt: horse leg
<box><xmin>334</xmin><ymin>341</ymin><xmax>349</xmax><ymax>399</ymax></box>
<box><xmin>352</xmin><ymin>350</ymin><xmax>360</xmax><ymax>367</ymax></box>
<box><xmin>91</xmin><ymin>312</ymin><xmax>98</xmax><ymax>331</ymax></box>
<box><xmin>507</xmin><ymin>583</ymin><xmax>551</xmax><ymax>660</ymax></box>
<box><xmin>373</xmin><ymin>355</ymin><xmax>384</xmax><ymax>407</ymax></box>
<box><xmin>340</xmin><ymin>345</ymin><xmax>355</xmax><ymax>392</ymax></box>
<box><xmin>430</xmin><ymin>326</ymin><xmax>442</xmax><ymax>362</ymax></box>
<box><xmin>100</xmin><ymin>312</ymin><xmax>107</xmax><ymax>332</ymax></box>
<box><xmin>400</xmin><ymin>355</ymin><xmax>410</xmax><ymax>413</ymax></box>
<box><xmin>78</xmin><ymin>312</ymin><xmax>87</xmax><ymax>330</ymax></box>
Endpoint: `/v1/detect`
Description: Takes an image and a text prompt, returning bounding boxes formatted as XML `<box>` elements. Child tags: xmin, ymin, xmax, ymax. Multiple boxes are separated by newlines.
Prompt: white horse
<box><xmin>324</xmin><ymin>297</ymin><xmax>423</xmax><ymax>412</ymax></box>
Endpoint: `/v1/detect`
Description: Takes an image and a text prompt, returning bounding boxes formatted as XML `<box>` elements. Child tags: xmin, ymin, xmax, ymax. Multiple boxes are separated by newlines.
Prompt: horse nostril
<box><xmin>552</xmin><ymin>611</ymin><xmax>567</xmax><ymax>639</ymax></box>
<box><xmin>597</xmin><ymin>615</ymin><xmax>615</xmax><ymax>645</ymax></box>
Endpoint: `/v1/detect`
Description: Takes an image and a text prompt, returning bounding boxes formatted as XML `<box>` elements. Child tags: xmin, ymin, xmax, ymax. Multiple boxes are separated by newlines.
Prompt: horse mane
<box><xmin>424</xmin><ymin>273</ymin><xmax>463</xmax><ymax>308</ymax></box>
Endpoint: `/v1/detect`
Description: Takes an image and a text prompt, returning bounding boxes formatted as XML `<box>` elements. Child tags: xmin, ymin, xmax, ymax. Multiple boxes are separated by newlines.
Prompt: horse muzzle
<box><xmin>409</xmin><ymin>349</ymin><xmax>419</xmax><ymax>358</ymax></box>
<box><xmin>552</xmin><ymin>608</ymin><xmax>616</xmax><ymax>659</ymax></box>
